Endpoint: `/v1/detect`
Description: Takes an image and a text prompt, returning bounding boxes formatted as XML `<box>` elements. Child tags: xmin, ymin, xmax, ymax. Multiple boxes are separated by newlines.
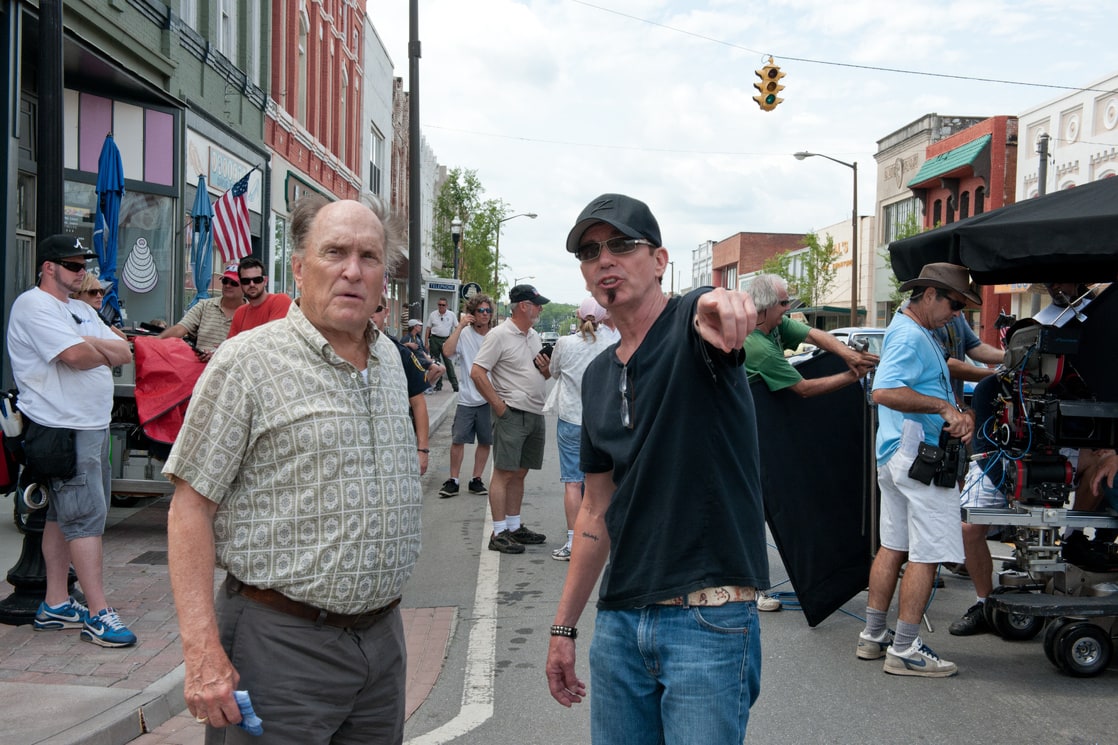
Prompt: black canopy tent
<box><xmin>889</xmin><ymin>176</ymin><xmax>1118</xmax><ymax>285</ymax></box>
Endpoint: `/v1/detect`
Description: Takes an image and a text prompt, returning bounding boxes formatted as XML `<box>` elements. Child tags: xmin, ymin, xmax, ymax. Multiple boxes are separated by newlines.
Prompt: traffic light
<box><xmin>752</xmin><ymin>58</ymin><xmax>786</xmax><ymax>112</ymax></box>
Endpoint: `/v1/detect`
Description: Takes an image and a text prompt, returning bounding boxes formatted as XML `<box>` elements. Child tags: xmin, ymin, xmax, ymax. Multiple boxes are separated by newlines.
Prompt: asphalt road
<box><xmin>403</xmin><ymin>408</ymin><xmax>1117</xmax><ymax>745</ymax></box>
<box><xmin>2</xmin><ymin>404</ymin><xmax>1113</xmax><ymax>745</ymax></box>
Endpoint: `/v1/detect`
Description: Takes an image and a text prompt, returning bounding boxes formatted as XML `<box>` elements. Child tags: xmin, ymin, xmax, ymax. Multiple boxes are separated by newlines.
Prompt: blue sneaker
<box><xmin>33</xmin><ymin>597</ymin><xmax>89</xmax><ymax>630</ymax></box>
<box><xmin>81</xmin><ymin>608</ymin><xmax>138</xmax><ymax>648</ymax></box>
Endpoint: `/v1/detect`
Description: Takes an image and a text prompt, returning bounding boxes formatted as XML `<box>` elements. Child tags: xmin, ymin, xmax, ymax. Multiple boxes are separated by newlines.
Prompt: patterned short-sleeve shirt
<box><xmin>163</xmin><ymin>303</ymin><xmax>422</xmax><ymax>614</ymax></box>
<box><xmin>177</xmin><ymin>297</ymin><xmax>236</xmax><ymax>351</ymax></box>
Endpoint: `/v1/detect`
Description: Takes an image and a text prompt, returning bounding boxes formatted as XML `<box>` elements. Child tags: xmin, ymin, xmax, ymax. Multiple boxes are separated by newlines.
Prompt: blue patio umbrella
<box><xmin>93</xmin><ymin>133</ymin><xmax>125</xmax><ymax>325</ymax></box>
<box><xmin>188</xmin><ymin>175</ymin><xmax>215</xmax><ymax>308</ymax></box>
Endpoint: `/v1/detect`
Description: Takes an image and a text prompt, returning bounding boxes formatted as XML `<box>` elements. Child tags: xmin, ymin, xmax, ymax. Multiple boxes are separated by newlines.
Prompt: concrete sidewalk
<box><xmin>0</xmin><ymin>389</ymin><xmax>458</xmax><ymax>745</ymax></box>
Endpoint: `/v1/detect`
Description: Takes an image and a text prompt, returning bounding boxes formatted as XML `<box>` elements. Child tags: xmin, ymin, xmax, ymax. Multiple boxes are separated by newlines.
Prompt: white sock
<box><xmin>566</xmin><ymin>530</ymin><xmax>574</xmax><ymax>546</ymax></box>
<box><xmin>506</xmin><ymin>514</ymin><xmax>522</xmax><ymax>532</ymax></box>
<box><xmin>493</xmin><ymin>519</ymin><xmax>507</xmax><ymax>535</ymax></box>
<box><xmin>450</xmin><ymin>477</ymin><xmax>459</xmax><ymax>485</ymax></box>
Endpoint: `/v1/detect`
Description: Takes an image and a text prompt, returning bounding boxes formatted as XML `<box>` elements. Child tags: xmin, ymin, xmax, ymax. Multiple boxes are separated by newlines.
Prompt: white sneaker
<box><xmin>756</xmin><ymin>591</ymin><xmax>781</xmax><ymax>612</ymax></box>
<box><xmin>856</xmin><ymin>628</ymin><xmax>894</xmax><ymax>660</ymax></box>
<box><xmin>883</xmin><ymin>637</ymin><xmax>957</xmax><ymax>677</ymax></box>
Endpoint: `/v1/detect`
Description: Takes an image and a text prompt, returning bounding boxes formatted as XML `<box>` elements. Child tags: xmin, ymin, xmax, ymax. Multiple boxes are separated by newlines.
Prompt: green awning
<box><xmin>907</xmin><ymin>134</ymin><xmax>992</xmax><ymax>188</ymax></box>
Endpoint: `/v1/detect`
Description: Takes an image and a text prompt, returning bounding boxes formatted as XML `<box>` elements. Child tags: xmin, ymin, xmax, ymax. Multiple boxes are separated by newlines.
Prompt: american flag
<box><xmin>213</xmin><ymin>172</ymin><xmax>252</xmax><ymax>264</ymax></box>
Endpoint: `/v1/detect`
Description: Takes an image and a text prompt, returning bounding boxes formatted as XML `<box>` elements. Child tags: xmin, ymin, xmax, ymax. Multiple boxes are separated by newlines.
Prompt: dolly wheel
<box><xmin>989</xmin><ymin>591</ymin><xmax>1044</xmax><ymax>641</ymax></box>
<box><xmin>1056</xmin><ymin>622</ymin><xmax>1112</xmax><ymax>678</ymax></box>
<box><xmin>1043</xmin><ymin>618</ymin><xmax>1072</xmax><ymax>667</ymax></box>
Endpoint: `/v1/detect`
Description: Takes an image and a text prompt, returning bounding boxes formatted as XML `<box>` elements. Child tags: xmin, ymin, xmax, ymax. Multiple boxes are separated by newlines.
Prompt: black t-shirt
<box><xmin>390</xmin><ymin>336</ymin><xmax>429</xmax><ymax>398</ymax></box>
<box><xmin>580</xmin><ymin>288</ymin><xmax>769</xmax><ymax>609</ymax></box>
<box><xmin>1068</xmin><ymin>282</ymin><xmax>1118</xmax><ymax>402</ymax></box>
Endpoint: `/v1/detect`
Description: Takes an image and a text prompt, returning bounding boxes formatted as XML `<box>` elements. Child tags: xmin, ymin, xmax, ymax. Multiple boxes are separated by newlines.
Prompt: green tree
<box><xmin>432</xmin><ymin>169</ymin><xmax>505</xmax><ymax>298</ymax></box>
<box><xmin>760</xmin><ymin>232</ymin><xmax>839</xmax><ymax>307</ymax></box>
<box><xmin>537</xmin><ymin>303</ymin><xmax>577</xmax><ymax>333</ymax></box>
<box><xmin>879</xmin><ymin>213</ymin><xmax>924</xmax><ymax>307</ymax></box>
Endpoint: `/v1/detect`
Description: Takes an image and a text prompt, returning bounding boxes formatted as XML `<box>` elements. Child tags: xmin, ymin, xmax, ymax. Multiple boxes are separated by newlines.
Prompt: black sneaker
<box><xmin>467</xmin><ymin>477</ymin><xmax>488</xmax><ymax>495</ymax></box>
<box><xmin>438</xmin><ymin>479</ymin><xmax>459</xmax><ymax>498</ymax></box>
<box><xmin>508</xmin><ymin>525</ymin><xmax>546</xmax><ymax>544</ymax></box>
<box><xmin>488</xmin><ymin>531</ymin><xmax>525</xmax><ymax>554</ymax></box>
<box><xmin>948</xmin><ymin>602</ymin><xmax>990</xmax><ymax>636</ymax></box>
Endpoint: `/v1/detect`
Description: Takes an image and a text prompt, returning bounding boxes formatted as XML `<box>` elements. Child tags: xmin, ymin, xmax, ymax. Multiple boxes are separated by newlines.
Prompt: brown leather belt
<box><xmin>225</xmin><ymin>576</ymin><xmax>401</xmax><ymax>630</ymax></box>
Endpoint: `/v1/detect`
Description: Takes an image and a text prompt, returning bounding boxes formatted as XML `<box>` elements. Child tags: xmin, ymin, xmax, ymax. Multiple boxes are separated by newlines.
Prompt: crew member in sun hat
<box><xmin>856</xmin><ymin>260</ymin><xmax>979</xmax><ymax>679</ymax></box>
<box><xmin>897</xmin><ymin>262</ymin><xmax>983</xmax><ymax>307</ymax></box>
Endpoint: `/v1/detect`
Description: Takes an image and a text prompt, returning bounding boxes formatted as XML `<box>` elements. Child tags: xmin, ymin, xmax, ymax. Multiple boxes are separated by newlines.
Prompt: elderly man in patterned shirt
<box><xmin>165</xmin><ymin>195</ymin><xmax>422</xmax><ymax>743</ymax></box>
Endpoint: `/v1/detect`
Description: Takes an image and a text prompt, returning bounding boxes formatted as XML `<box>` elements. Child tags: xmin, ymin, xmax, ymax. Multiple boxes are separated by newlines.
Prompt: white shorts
<box><xmin>960</xmin><ymin>460</ymin><xmax>1008</xmax><ymax>510</ymax></box>
<box><xmin>877</xmin><ymin>421</ymin><xmax>964</xmax><ymax>564</ymax></box>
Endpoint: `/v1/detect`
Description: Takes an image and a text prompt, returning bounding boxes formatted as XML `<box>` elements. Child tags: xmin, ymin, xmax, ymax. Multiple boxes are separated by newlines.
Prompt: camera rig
<box><xmin>966</xmin><ymin>316</ymin><xmax>1118</xmax><ymax>567</ymax></box>
<box><xmin>982</xmin><ymin>321</ymin><xmax>1118</xmax><ymax>507</ymax></box>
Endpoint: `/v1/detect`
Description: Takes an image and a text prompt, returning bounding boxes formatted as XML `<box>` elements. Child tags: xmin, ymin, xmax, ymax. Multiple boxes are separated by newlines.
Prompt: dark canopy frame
<box><xmin>889</xmin><ymin>177</ymin><xmax>1118</xmax><ymax>285</ymax></box>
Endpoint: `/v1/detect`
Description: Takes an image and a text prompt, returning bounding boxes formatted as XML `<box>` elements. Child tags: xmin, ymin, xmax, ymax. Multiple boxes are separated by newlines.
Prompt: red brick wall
<box><xmin>712</xmin><ymin>232</ymin><xmax>805</xmax><ymax>275</ymax></box>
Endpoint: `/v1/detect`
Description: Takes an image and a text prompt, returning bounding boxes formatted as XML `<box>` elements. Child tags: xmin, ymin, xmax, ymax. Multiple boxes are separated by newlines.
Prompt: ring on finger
<box><xmin>194</xmin><ymin>715</ymin><xmax>208</xmax><ymax>723</ymax></box>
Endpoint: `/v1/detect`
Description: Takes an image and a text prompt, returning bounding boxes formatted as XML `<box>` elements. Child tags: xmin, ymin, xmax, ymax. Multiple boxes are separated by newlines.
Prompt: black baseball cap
<box><xmin>509</xmin><ymin>284</ymin><xmax>550</xmax><ymax>305</ymax></box>
<box><xmin>566</xmin><ymin>194</ymin><xmax>662</xmax><ymax>254</ymax></box>
<box><xmin>38</xmin><ymin>234</ymin><xmax>95</xmax><ymax>265</ymax></box>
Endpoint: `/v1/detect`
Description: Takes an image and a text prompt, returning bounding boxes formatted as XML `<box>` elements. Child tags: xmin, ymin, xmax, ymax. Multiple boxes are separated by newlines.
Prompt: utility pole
<box><xmin>407</xmin><ymin>0</ymin><xmax>422</xmax><ymax>322</ymax></box>
<box><xmin>1037</xmin><ymin>133</ymin><xmax>1049</xmax><ymax>197</ymax></box>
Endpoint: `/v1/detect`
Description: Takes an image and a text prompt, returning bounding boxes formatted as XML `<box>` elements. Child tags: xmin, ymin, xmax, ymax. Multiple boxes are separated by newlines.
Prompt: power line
<box><xmin>569</xmin><ymin>0</ymin><xmax>1118</xmax><ymax>96</ymax></box>
<box><xmin>426</xmin><ymin>123</ymin><xmax>788</xmax><ymax>156</ymax></box>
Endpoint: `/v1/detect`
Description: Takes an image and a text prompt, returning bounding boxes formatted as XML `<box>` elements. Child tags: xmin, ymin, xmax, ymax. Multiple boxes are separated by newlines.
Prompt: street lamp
<box><xmin>513</xmin><ymin>274</ymin><xmax>535</xmax><ymax>286</ymax></box>
<box><xmin>451</xmin><ymin>216</ymin><xmax>462</xmax><ymax>280</ymax></box>
<box><xmin>667</xmin><ymin>260</ymin><xmax>675</xmax><ymax>296</ymax></box>
<box><xmin>494</xmin><ymin>212</ymin><xmax>538</xmax><ymax>290</ymax></box>
<box><xmin>794</xmin><ymin>151</ymin><xmax>859</xmax><ymax>326</ymax></box>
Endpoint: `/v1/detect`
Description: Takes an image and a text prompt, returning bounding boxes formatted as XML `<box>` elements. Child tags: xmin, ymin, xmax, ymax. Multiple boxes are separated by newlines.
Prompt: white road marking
<box><xmin>404</xmin><ymin>517</ymin><xmax>499</xmax><ymax>744</ymax></box>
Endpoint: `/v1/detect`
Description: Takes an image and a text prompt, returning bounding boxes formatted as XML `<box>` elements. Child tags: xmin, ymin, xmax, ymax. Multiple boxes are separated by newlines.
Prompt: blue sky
<box><xmin>366</xmin><ymin>0</ymin><xmax>1118</xmax><ymax>304</ymax></box>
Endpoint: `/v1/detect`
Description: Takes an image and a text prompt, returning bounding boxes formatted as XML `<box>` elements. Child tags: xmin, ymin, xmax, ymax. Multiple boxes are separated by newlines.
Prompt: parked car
<box><xmin>539</xmin><ymin>331</ymin><xmax>560</xmax><ymax>345</ymax></box>
<box><xmin>788</xmin><ymin>327</ymin><xmax>886</xmax><ymax>366</ymax></box>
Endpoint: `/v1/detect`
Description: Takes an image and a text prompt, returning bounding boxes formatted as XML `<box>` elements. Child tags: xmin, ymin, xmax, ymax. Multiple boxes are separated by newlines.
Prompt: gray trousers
<box><xmin>208</xmin><ymin>586</ymin><xmax>406</xmax><ymax>745</ymax></box>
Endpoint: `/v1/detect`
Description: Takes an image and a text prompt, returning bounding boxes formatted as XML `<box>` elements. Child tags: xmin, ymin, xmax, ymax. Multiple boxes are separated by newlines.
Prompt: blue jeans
<box><xmin>589</xmin><ymin>603</ymin><xmax>761</xmax><ymax>745</ymax></box>
<box><xmin>556</xmin><ymin>418</ymin><xmax>583</xmax><ymax>483</ymax></box>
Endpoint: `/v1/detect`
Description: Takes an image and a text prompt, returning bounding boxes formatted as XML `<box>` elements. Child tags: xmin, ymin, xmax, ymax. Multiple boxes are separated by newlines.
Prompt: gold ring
<box><xmin>194</xmin><ymin>715</ymin><xmax>208</xmax><ymax>723</ymax></box>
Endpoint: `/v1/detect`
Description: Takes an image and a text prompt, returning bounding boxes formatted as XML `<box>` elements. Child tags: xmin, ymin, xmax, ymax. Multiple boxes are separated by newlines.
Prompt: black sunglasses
<box><xmin>84</xmin><ymin>288</ymin><xmax>106</xmax><ymax>297</ymax></box>
<box><xmin>576</xmin><ymin>237</ymin><xmax>652</xmax><ymax>263</ymax></box>
<box><xmin>221</xmin><ymin>278</ymin><xmax>240</xmax><ymax>287</ymax></box>
<box><xmin>240</xmin><ymin>276</ymin><xmax>266</xmax><ymax>285</ymax></box>
<box><xmin>54</xmin><ymin>259</ymin><xmax>88</xmax><ymax>273</ymax></box>
<box><xmin>938</xmin><ymin>293</ymin><xmax>965</xmax><ymax>312</ymax></box>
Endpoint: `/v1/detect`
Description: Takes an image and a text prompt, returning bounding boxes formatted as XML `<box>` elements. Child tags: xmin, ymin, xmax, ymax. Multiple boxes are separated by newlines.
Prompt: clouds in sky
<box><xmin>366</xmin><ymin>0</ymin><xmax>1118</xmax><ymax>304</ymax></box>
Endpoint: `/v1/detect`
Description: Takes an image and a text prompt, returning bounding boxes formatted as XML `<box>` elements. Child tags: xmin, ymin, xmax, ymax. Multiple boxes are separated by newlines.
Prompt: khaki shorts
<box><xmin>493</xmin><ymin>407</ymin><xmax>545</xmax><ymax>471</ymax></box>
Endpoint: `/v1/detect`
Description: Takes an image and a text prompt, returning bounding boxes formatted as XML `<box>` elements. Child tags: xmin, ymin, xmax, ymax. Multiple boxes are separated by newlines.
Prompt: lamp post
<box><xmin>494</xmin><ymin>212</ymin><xmax>538</xmax><ymax>290</ymax></box>
<box><xmin>667</xmin><ymin>260</ymin><xmax>675</xmax><ymax>296</ymax></box>
<box><xmin>794</xmin><ymin>151</ymin><xmax>859</xmax><ymax>326</ymax></box>
<box><xmin>451</xmin><ymin>216</ymin><xmax>462</xmax><ymax>280</ymax></box>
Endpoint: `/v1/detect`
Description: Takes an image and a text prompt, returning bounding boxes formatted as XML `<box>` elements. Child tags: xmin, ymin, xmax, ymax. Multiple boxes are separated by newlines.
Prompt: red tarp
<box><xmin>132</xmin><ymin>337</ymin><xmax>206</xmax><ymax>444</ymax></box>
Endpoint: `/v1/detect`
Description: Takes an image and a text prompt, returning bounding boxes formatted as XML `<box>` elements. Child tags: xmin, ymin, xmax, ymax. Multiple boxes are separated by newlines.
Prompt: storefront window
<box><xmin>64</xmin><ymin>181</ymin><xmax>175</xmax><ymax>327</ymax></box>
<box><xmin>272</xmin><ymin>212</ymin><xmax>294</xmax><ymax>297</ymax></box>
